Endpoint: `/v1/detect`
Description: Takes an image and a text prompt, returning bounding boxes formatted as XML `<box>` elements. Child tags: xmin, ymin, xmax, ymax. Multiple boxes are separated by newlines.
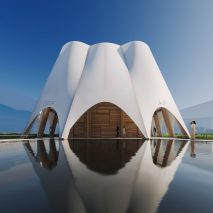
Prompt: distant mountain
<box><xmin>180</xmin><ymin>100</ymin><xmax>213</xmax><ymax>133</ymax></box>
<box><xmin>0</xmin><ymin>104</ymin><xmax>31</xmax><ymax>133</ymax></box>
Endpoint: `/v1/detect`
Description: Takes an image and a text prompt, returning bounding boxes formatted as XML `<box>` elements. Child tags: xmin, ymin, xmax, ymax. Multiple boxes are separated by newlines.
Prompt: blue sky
<box><xmin>0</xmin><ymin>0</ymin><xmax>213</xmax><ymax>110</ymax></box>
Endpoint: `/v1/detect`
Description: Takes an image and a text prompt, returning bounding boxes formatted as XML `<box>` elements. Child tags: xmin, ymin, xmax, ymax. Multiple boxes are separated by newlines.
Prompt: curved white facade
<box><xmin>24</xmin><ymin>41</ymin><xmax>190</xmax><ymax>138</ymax></box>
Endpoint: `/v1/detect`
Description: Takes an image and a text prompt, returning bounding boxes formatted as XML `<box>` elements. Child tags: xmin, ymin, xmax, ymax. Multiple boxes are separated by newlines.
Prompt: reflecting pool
<box><xmin>0</xmin><ymin>139</ymin><xmax>213</xmax><ymax>213</ymax></box>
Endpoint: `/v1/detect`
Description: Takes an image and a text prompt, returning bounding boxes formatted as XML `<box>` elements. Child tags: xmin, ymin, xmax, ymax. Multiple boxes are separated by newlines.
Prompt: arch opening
<box><xmin>151</xmin><ymin>107</ymin><xmax>189</xmax><ymax>139</ymax></box>
<box><xmin>69</xmin><ymin>102</ymin><xmax>144</xmax><ymax>138</ymax></box>
<box><xmin>24</xmin><ymin>107</ymin><xmax>59</xmax><ymax>138</ymax></box>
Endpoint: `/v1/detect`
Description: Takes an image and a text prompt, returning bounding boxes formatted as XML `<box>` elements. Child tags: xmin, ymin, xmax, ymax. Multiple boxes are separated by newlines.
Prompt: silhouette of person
<box><xmin>153</xmin><ymin>127</ymin><xmax>157</xmax><ymax>137</ymax></box>
<box><xmin>190</xmin><ymin>120</ymin><xmax>196</xmax><ymax>140</ymax></box>
<box><xmin>116</xmin><ymin>125</ymin><xmax>120</xmax><ymax>137</ymax></box>
<box><xmin>123</xmin><ymin>126</ymin><xmax>126</xmax><ymax>137</ymax></box>
<box><xmin>49</xmin><ymin>126</ymin><xmax>53</xmax><ymax>136</ymax></box>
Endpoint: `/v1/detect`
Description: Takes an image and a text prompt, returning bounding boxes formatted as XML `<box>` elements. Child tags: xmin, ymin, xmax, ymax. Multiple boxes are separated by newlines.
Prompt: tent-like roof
<box><xmin>24</xmin><ymin>41</ymin><xmax>190</xmax><ymax>138</ymax></box>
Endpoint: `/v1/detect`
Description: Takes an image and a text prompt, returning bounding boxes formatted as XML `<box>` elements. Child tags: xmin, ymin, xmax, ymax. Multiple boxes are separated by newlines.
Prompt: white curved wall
<box><xmin>25</xmin><ymin>41</ymin><xmax>190</xmax><ymax>138</ymax></box>
<box><xmin>27</xmin><ymin>41</ymin><xmax>89</xmax><ymax>132</ymax></box>
<box><xmin>120</xmin><ymin>41</ymin><xmax>189</xmax><ymax>136</ymax></box>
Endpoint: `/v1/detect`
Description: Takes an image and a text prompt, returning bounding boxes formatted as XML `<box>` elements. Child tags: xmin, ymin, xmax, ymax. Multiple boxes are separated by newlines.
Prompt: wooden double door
<box><xmin>69</xmin><ymin>102</ymin><xmax>143</xmax><ymax>138</ymax></box>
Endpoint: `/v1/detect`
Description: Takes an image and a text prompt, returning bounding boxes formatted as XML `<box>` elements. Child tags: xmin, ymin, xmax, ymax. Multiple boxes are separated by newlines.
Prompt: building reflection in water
<box><xmin>190</xmin><ymin>140</ymin><xmax>196</xmax><ymax>158</ymax></box>
<box><xmin>68</xmin><ymin>139</ymin><xmax>144</xmax><ymax>174</ymax></box>
<box><xmin>151</xmin><ymin>139</ymin><xmax>188</xmax><ymax>167</ymax></box>
<box><xmin>24</xmin><ymin>139</ymin><xmax>189</xmax><ymax>213</ymax></box>
<box><xmin>24</xmin><ymin>139</ymin><xmax>59</xmax><ymax>169</ymax></box>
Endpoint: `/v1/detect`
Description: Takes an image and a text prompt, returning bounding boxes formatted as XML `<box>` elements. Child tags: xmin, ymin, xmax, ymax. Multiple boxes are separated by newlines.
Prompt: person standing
<box><xmin>190</xmin><ymin>121</ymin><xmax>196</xmax><ymax>140</ymax></box>
<box><xmin>122</xmin><ymin>126</ymin><xmax>126</xmax><ymax>137</ymax></box>
<box><xmin>153</xmin><ymin>127</ymin><xmax>157</xmax><ymax>137</ymax></box>
<box><xmin>116</xmin><ymin>125</ymin><xmax>120</xmax><ymax>137</ymax></box>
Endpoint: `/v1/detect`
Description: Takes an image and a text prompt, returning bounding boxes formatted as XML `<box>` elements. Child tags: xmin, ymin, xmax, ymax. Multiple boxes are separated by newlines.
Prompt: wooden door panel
<box><xmin>69</xmin><ymin>102</ymin><xmax>140</xmax><ymax>138</ymax></box>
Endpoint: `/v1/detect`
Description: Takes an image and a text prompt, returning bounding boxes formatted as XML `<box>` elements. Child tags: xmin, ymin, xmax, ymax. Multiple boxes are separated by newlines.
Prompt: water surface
<box><xmin>0</xmin><ymin>139</ymin><xmax>213</xmax><ymax>213</ymax></box>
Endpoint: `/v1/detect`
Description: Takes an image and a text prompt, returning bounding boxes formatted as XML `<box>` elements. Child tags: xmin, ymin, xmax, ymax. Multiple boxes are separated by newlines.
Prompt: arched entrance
<box><xmin>69</xmin><ymin>102</ymin><xmax>143</xmax><ymax>138</ymax></box>
<box><xmin>151</xmin><ymin>107</ymin><xmax>189</xmax><ymax>138</ymax></box>
<box><xmin>24</xmin><ymin>107</ymin><xmax>59</xmax><ymax>138</ymax></box>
